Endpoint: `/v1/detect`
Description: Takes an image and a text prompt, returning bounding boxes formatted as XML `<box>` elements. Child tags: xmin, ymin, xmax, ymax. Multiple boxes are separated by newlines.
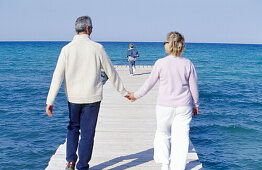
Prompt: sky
<box><xmin>0</xmin><ymin>0</ymin><xmax>261</xmax><ymax>44</ymax></box>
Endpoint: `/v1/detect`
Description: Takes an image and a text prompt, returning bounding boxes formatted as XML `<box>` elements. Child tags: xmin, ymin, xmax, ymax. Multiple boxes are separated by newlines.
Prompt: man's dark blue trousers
<box><xmin>66</xmin><ymin>101</ymin><xmax>101</xmax><ymax>170</ymax></box>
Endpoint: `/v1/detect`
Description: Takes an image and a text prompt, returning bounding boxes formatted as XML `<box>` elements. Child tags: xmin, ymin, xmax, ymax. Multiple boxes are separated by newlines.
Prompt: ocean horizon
<box><xmin>0</xmin><ymin>41</ymin><xmax>261</xmax><ymax>169</ymax></box>
<box><xmin>1</xmin><ymin>40</ymin><xmax>262</xmax><ymax>45</ymax></box>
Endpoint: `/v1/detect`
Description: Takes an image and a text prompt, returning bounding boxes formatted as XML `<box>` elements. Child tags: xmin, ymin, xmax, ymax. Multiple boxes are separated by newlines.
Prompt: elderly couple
<box><xmin>46</xmin><ymin>16</ymin><xmax>199</xmax><ymax>170</ymax></box>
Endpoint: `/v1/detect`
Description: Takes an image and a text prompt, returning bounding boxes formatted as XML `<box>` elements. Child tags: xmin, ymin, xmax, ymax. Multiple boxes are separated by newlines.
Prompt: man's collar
<box><xmin>73</xmin><ymin>34</ymin><xmax>90</xmax><ymax>40</ymax></box>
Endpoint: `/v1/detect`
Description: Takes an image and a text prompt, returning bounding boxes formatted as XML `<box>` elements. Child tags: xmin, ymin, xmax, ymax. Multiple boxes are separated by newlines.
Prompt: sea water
<box><xmin>0</xmin><ymin>41</ymin><xmax>261</xmax><ymax>170</ymax></box>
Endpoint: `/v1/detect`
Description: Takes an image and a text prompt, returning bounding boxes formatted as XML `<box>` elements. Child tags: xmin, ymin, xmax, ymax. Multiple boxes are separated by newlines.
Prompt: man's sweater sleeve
<box><xmin>99</xmin><ymin>46</ymin><xmax>128</xmax><ymax>96</ymax></box>
<box><xmin>46</xmin><ymin>48</ymin><xmax>66</xmax><ymax>105</ymax></box>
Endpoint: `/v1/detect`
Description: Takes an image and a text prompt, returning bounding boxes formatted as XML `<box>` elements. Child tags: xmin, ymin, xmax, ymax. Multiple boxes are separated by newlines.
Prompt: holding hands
<box><xmin>125</xmin><ymin>92</ymin><xmax>136</xmax><ymax>101</ymax></box>
<box><xmin>125</xmin><ymin>91</ymin><xmax>199</xmax><ymax>118</ymax></box>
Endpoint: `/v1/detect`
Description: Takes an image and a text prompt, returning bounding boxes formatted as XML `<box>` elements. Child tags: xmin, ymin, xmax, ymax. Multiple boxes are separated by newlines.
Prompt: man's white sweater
<box><xmin>46</xmin><ymin>34</ymin><xmax>127</xmax><ymax>105</ymax></box>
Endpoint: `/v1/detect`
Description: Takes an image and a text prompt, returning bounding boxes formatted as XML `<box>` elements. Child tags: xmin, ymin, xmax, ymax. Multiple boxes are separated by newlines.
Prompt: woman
<box><xmin>128</xmin><ymin>32</ymin><xmax>199</xmax><ymax>170</ymax></box>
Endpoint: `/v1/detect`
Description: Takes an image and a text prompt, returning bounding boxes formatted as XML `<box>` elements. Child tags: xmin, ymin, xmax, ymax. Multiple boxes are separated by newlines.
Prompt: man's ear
<box><xmin>85</xmin><ymin>26</ymin><xmax>89</xmax><ymax>32</ymax></box>
<box><xmin>86</xmin><ymin>26</ymin><xmax>92</xmax><ymax>35</ymax></box>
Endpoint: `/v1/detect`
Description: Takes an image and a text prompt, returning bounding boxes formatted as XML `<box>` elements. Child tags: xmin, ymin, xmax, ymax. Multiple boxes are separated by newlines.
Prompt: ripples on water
<box><xmin>0</xmin><ymin>42</ymin><xmax>261</xmax><ymax>169</ymax></box>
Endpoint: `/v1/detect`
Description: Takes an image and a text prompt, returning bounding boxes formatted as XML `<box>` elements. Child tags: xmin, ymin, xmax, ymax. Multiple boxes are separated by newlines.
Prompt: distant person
<box><xmin>127</xmin><ymin>32</ymin><xmax>199</xmax><ymax>170</ymax></box>
<box><xmin>126</xmin><ymin>43</ymin><xmax>139</xmax><ymax>75</ymax></box>
<box><xmin>45</xmin><ymin>16</ymin><xmax>129</xmax><ymax>170</ymax></box>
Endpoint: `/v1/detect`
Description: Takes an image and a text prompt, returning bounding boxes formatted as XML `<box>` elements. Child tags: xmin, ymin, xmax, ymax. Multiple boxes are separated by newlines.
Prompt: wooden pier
<box><xmin>46</xmin><ymin>66</ymin><xmax>202</xmax><ymax>170</ymax></box>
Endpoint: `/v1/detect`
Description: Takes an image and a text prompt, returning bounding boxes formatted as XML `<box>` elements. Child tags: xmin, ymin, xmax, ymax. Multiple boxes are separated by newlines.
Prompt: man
<box><xmin>45</xmin><ymin>16</ymin><xmax>128</xmax><ymax>170</ymax></box>
<box><xmin>126</xmin><ymin>43</ymin><xmax>139</xmax><ymax>76</ymax></box>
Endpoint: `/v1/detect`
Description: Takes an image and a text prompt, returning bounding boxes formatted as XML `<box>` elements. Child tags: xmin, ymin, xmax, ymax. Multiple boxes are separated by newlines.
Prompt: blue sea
<box><xmin>0</xmin><ymin>41</ymin><xmax>262</xmax><ymax>170</ymax></box>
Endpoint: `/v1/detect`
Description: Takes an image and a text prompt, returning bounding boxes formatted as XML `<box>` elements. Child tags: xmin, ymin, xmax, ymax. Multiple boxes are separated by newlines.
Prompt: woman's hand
<box><xmin>193</xmin><ymin>107</ymin><xmax>199</xmax><ymax>117</ymax></box>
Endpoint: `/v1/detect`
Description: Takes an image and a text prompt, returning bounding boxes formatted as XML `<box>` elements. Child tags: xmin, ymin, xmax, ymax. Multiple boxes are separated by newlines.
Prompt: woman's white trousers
<box><xmin>154</xmin><ymin>105</ymin><xmax>193</xmax><ymax>170</ymax></box>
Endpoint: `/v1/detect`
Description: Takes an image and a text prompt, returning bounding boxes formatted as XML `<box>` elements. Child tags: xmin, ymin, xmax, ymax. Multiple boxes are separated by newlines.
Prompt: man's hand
<box><xmin>193</xmin><ymin>107</ymin><xmax>199</xmax><ymax>117</ymax></box>
<box><xmin>46</xmin><ymin>105</ymin><xmax>53</xmax><ymax>117</ymax></box>
<box><xmin>125</xmin><ymin>92</ymin><xmax>136</xmax><ymax>102</ymax></box>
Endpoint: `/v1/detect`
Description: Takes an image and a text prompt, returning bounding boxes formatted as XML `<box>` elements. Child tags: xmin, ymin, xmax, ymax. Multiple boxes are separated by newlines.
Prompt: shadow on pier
<box><xmin>90</xmin><ymin>148</ymin><xmax>153</xmax><ymax>170</ymax></box>
<box><xmin>90</xmin><ymin>147</ymin><xmax>202</xmax><ymax>170</ymax></box>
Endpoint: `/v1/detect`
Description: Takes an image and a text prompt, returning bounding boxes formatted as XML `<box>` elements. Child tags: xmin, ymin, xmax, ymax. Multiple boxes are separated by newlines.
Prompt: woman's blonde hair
<box><xmin>165</xmin><ymin>32</ymin><xmax>185</xmax><ymax>56</ymax></box>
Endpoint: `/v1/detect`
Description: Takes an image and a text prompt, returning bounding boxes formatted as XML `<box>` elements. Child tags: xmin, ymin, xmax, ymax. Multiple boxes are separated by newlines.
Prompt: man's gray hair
<box><xmin>75</xmin><ymin>16</ymin><xmax>92</xmax><ymax>33</ymax></box>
